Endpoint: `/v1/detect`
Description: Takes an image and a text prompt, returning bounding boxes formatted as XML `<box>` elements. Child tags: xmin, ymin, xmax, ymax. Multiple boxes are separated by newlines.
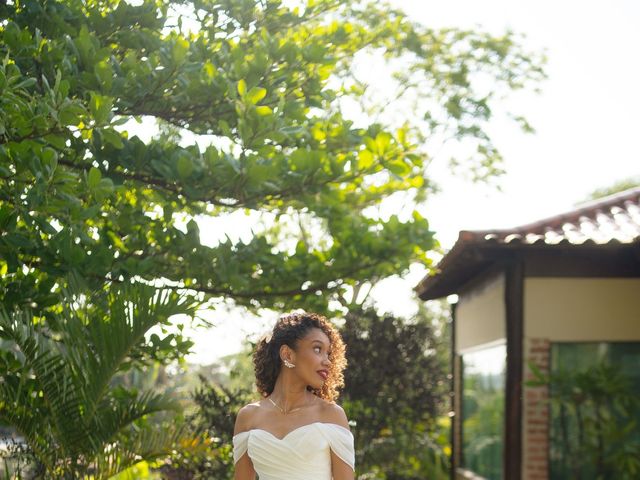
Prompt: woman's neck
<box><xmin>270</xmin><ymin>373</ymin><xmax>309</xmax><ymax>410</ymax></box>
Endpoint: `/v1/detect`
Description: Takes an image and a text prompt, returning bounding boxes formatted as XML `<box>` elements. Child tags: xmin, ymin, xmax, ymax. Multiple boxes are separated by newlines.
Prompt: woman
<box><xmin>233</xmin><ymin>312</ymin><xmax>355</xmax><ymax>480</ymax></box>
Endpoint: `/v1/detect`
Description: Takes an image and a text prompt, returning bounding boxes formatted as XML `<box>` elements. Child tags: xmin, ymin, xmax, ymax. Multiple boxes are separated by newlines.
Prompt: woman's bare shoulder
<box><xmin>234</xmin><ymin>400</ymin><xmax>264</xmax><ymax>435</ymax></box>
<box><xmin>317</xmin><ymin>397</ymin><xmax>350</xmax><ymax>430</ymax></box>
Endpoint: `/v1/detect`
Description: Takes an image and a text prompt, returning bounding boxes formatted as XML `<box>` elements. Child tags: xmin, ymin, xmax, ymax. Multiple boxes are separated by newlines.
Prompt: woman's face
<box><xmin>290</xmin><ymin>327</ymin><xmax>332</xmax><ymax>390</ymax></box>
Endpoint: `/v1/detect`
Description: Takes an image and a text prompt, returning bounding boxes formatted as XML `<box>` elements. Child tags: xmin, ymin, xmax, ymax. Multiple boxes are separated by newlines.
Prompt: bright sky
<box><xmin>183</xmin><ymin>0</ymin><xmax>640</xmax><ymax>364</ymax></box>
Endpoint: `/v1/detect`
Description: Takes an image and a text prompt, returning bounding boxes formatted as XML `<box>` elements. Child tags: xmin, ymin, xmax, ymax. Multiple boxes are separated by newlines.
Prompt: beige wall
<box><xmin>456</xmin><ymin>271</ymin><xmax>506</xmax><ymax>353</ymax></box>
<box><xmin>524</xmin><ymin>278</ymin><xmax>640</xmax><ymax>341</ymax></box>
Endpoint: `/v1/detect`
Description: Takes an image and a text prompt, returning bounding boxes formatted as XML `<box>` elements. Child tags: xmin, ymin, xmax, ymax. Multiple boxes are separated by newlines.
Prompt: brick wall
<box><xmin>522</xmin><ymin>337</ymin><xmax>550</xmax><ymax>480</ymax></box>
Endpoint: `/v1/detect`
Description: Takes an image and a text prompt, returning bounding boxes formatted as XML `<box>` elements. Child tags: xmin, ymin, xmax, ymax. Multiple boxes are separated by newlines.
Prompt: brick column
<box><xmin>522</xmin><ymin>338</ymin><xmax>550</xmax><ymax>480</ymax></box>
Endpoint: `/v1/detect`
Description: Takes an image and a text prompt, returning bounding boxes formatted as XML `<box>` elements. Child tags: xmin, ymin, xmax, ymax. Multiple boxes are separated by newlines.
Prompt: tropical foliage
<box><xmin>158</xmin><ymin>380</ymin><xmax>251</xmax><ymax>480</ymax></box>
<box><xmin>528</xmin><ymin>357</ymin><xmax>640</xmax><ymax>479</ymax></box>
<box><xmin>341</xmin><ymin>307</ymin><xmax>450</xmax><ymax>479</ymax></box>
<box><xmin>1</xmin><ymin>0</ymin><xmax>543</xmax><ymax>476</ymax></box>
<box><xmin>0</xmin><ymin>284</ymin><xmax>195</xmax><ymax>479</ymax></box>
<box><xmin>160</xmin><ymin>306</ymin><xmax>452</xmax><ymax>480</ymax></box>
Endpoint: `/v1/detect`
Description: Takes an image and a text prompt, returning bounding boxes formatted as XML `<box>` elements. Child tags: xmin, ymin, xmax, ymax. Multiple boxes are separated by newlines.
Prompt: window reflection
<box><xmin>550</xmin><ymin>342</ymin><xmax>640</xmax><ymax>479</ymax></box>
<box><xmin>462</xmin><ymin>343</ymin><xmax>506</xmax><ymax>480</ymax></box>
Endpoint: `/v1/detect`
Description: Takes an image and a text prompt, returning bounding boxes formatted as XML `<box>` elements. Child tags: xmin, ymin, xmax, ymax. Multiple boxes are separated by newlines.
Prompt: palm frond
<box><xmin>75</xmin><ymin>285</ymin><xmax>192</xmax><ymax>418</ymax></box>
<box><xmin>89</xmin><ymin>390</ymin><xmax>181</xmax><ymax>449</ymax></box>
<box><xmin>0</xmin><ymin>310</ymin><xmax>90</xmax><ymax>456</ymax></box>
<box><xmin>92</xmin><ymin>421</ymin><xmax>187</xmax><ymax>480</ymax></box>
<box><xmin>0</xmin><ymin>283</ymin><xmax>193</xmax><ymax>479</ymax></box>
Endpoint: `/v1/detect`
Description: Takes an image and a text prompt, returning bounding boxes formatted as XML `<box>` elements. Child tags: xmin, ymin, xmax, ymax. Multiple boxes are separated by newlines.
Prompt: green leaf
<box><xmin>94</xmin><ymin>61</ymin><xmax>113</xmax><ymax>91</ymax></box>
<box><xmin>177</xmin><ymin>156</ymin><xmax>193</xmax><ymax>179</ymax></box>
<box><xmin>224</xmin><ymin>154</ymin><xmax>241</xmax><ymax>174</ymax></box>
<box><xmin>88</xmin><ymin>167</ymin><xmax>102</xmax><ymax>189</ymax></box>
<box><xmin>89</xmin><ymin>93</ymin><xmax>113</xmax><ymax>124</ymax></box>
<box><xmin>237</xmin><ymin>79</ymin><xmax>247</xmax><ymax>97</ymax></box>
<box><xmin>59</xmin><ymin>103</ymin><xmax>84</xmax><ymax>126</ymax></box>
<box><xmin>101</xmin><ymin>128</ymin><xmax>124</xmax><ymax>149</ymax></box>
<box><xmin>375</xmin><ymin>132</ymin><xmax>391</xmax><ymax>154</ymax></box>
<box><xmin>248</xmin><ymin>87</ymin><xmax>267</xmax><ymax>104</ymax></box>
<box><xmin>172</xmin><ymin>38</ymin><xmax>190</xmax><ymax>64</ymax></box>
<box><xmin>397</xmin><ymin>127</ymin><xmax>407</xmax><ymax>145</ymax></box>
<box><xmin>99</xmin><ymin>177</ymin><xmax>114</xmax><ymax>190</ymax></box>
<box><xmin>94</xmin><ymin>177</ymin><xmax>114</xmax><ymax>202</ymax></box>
<box><xmin>219</xmin><ymin>120</ymin><xmax>232</xmax><ymax>136</ymax></box>
<box><xmin>13</xmin><ymin>78</ymin><xmax>37</xmax><ymax>90</ymax></box>
<box><xmin>289</xmin><ymin>148</ymin><xmax>310</xmax><ymax>171</ymax></box>
<box><xmin>357</xmin><ymin>149</ymin><xmax>374</xmax><ymax>170</ymax></box>
<box><xmin>2</xmin><ymin>21</ymin><xmax>21</xmax><ymax>50</ymax></box>
<box><xmin>44</xmin><ymin>134</ymin><xmax>67</xmax><ymax>150</ymax></box>
<box><xmin>406</xmin><ymin>153</ymin><xmax>424</xmax><ymax>168</ymax></box>
<box><xmin>205</xmin><ymin>147</ymin><xmax>219</xmax><ymax>168</ymax></box>
<box><xmin>203</xmin><ymin>61</ymin><xmax>216</xmax><ymax>81</ymax></box>
<box><xmin>256</xmin><ymin>106</ymin><xmax>273</xmax><ymax>116</ymax></box>
<box><xmin>41</xmin><ymin>148</ymin><xmax>58</xmax><ymax>170</ymax></box>
<box><xmin>386</xmin><ymin>160</ymin><xmax>410</xmax><ymax>177</ymax></box>
<box><xmin>302</xmin><ymin>43</ymin><xmax>326</xmax><ymax>63</ymax></box>
<box><xmin>75</xmin><ymin>25</ymin><xmax>96</xmax><ymax>67</ymax></box>
<box><xmin>246</xmin><ymin>163</ymin><xmax>275</xmax><ymax>188</ymax></box>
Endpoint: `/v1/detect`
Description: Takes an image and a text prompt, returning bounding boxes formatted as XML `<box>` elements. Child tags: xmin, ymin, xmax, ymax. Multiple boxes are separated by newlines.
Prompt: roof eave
<box><xmin>415</xmin><ymin>237</ymin><xmax>640</xmax><ymax>301</ymax></box>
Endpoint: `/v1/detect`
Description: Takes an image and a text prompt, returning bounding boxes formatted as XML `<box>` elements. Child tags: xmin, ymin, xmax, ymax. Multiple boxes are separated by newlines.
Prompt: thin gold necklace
<box><xmin>268</xmin><ymin>392</ymin><xmax>315</xmax><ymax>414</ymax></box>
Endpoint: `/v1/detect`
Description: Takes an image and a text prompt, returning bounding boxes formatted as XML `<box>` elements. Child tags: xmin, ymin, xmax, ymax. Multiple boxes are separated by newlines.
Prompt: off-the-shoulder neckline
<box><xmin>233</xmin><ymin>421</ymin><xmax>352</xmax><ymax>441</ymax></box>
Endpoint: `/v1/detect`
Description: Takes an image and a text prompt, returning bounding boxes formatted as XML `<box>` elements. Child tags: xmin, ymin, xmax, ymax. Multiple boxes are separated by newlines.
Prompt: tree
<box><xmin>0</xmin><ymin>0</ymin><xmax>543</xmax><ymax>474</ymax></box>
<box><xmin>0</xmin><ymin>0</ymin><xmax>543</xmax><ymax>320</ymax></box>
<box><xmin>583</xmin><ymin>176</ymin><xmax>640</xmax><ymax>202</ymax></box>
<box><xmin>340</xmin><ymin>307</ymin><xmax>450</xmax><ymax>479</ymax></box>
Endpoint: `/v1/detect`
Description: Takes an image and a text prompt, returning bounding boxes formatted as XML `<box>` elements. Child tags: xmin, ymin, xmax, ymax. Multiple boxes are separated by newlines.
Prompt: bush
<box><xmin>158</xmin><ymin>379</ymin><xmax>252</xmax><ymax>480</ymax></box>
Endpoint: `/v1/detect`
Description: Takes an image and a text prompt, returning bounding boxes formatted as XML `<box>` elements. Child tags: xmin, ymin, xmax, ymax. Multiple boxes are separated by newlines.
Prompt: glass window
<box><xmin>462</xmin><ymin>343</ymin><xmax>506</xmax><ymax>480</ymax></box>
<box><xmin>550</xmin><ymin>342</ymin><xmax>640</xmax><ymax>480</ymax></box>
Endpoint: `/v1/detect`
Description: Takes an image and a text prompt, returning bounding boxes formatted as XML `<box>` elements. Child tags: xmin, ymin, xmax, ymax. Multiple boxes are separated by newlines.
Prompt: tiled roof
<box><xmin>415</xmin><ymin>187</ymin><xmax>640</xmax><ymax>300</ymax></box>
<box><xmin>462</xmin><ymin>186</ymin><xmax>640</xmax><ymax>246</ymax></box>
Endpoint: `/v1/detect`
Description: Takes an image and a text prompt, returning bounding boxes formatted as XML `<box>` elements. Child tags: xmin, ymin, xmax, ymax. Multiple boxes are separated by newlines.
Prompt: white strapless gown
<box><xmin>233</xmin><ymin>422</ymin><xmax>355</xmax><ymax>480</ymax></box>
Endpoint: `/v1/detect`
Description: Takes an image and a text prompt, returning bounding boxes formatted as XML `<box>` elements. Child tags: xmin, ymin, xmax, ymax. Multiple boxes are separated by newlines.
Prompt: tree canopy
<box><xmin>0</xmin><ymin>0</ymin><xmax>543</xmax><ymax>326</ymax></box>
<box><xmin>1</xmin><ymin>0</ymin><xmax>544</xmax><ymax>474</ymax></box>
<box><xmin>341</xmin><ymin>307</ymin><xmax>450</xmax><ymax>478</ymax></box>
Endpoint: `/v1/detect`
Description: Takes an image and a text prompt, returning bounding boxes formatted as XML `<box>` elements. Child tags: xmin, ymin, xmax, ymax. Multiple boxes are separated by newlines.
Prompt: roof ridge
<box><xmin>467</xmin><ymin>186</ymin><xmax>640</xmax><ymax>236</ymax></box>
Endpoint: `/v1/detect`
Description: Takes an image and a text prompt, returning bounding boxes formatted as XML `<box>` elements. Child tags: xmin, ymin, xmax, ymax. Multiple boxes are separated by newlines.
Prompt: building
<box><xmin>414</xmin><ymin>187</ymin><xmax>640</xmax><ymax>480</ymax></box>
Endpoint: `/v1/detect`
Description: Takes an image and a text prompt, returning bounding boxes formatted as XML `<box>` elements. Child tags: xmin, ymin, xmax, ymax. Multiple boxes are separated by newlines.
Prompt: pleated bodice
<box><xmin>233</xmin><ymin>422</ymin><xmax>355</xmax><ymax>480</ymax></box>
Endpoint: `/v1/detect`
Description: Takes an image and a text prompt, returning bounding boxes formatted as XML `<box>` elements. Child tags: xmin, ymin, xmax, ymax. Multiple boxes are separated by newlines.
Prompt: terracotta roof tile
<box><xmin>415</xmin><ymin>187</ymin><xmax>640</xmax><ymax>300</ymax></box>
<box><xmin>461</xmin><ymin>186</ymin><xmax>640</xmax><ymax>246</ymax></box>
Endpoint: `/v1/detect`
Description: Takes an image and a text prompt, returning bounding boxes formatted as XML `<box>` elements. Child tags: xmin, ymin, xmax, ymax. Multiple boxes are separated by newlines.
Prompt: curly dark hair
<box><xmin>252</xmin><ymin>312</ymin><xmax>347</xmax><ymax>402</ymax></box>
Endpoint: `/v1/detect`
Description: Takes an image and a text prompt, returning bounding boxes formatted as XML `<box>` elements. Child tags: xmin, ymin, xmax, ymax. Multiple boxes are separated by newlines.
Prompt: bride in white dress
<box><xmin>233</xmin><ymin>312</ymin><xmax>355</xmax><ymax>480</ymax></box>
